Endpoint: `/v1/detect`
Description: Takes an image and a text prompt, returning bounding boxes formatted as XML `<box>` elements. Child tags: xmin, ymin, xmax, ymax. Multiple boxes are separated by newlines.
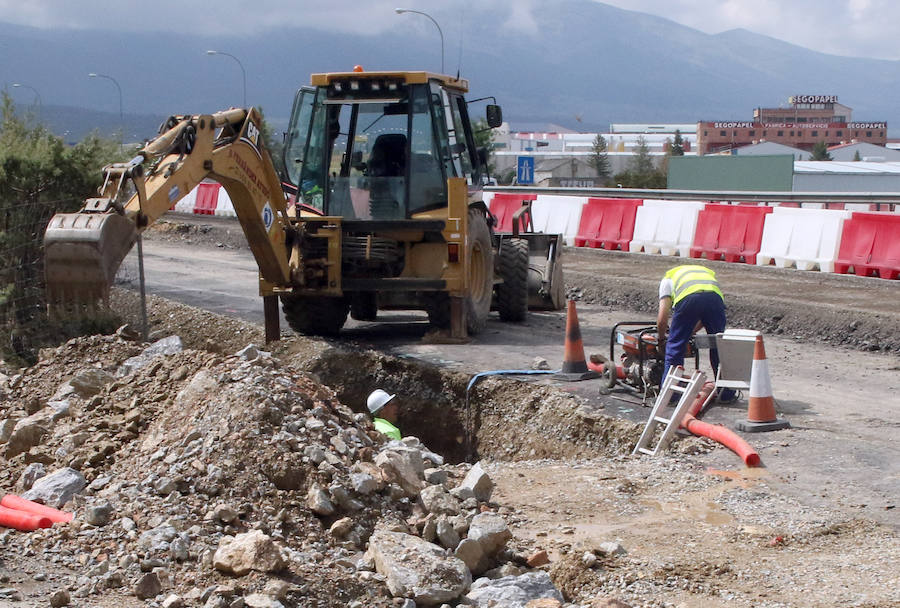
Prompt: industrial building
<box><xmin>697</xmin><ymin>95</ymin><xmax>887</xmax><ymax>155</ymax></box>
<box><xmin>492</xmin><ymin>123</ymin><xmax>693</xmax><ymax>184</ymax></box>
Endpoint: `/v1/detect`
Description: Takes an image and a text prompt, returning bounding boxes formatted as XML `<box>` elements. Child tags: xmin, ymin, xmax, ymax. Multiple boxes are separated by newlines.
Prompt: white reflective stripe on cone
<box><xmin>749</xmin><ymin>359</ymin><xmax>772</xmax><ymax>398</ymax></box>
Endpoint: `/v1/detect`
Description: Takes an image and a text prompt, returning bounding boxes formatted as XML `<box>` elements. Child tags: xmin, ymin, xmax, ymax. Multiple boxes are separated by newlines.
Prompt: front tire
<box><xmin>465</xmin><ymin>208</ymin><xmax>494</xmax><ymax>334</ymax></box>
<box><xmin>496</xmin><ymin>238</ymin><xmax>529</xmax><ymax>322</ymax></box>
<box><xmin>281</xmin><ymin>295</ymin><xmax>349</xmax><ymax>337</ymax></box>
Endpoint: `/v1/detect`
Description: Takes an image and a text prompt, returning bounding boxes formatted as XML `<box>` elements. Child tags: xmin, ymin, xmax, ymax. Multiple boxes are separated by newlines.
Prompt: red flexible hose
<box><xmin>1</xmin><ymin>494</ymin><xmax>73</xmax><ymax>523</ymax></box>
<box><xmin>681</xmin><ymin>382</ymin><xmax>762</xmax><ymax>467</ymax></box>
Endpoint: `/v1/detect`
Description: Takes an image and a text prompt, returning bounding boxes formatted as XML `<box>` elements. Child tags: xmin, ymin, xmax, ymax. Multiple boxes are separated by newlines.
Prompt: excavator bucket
<box><xmin>43</xmin><ymin>212</ymin><xmax>137</xmax><ymax>314</ymax></box>
<box><xmin>526</xmin><ymin>233</ymin><xmax>565</xmax><ymax>311</ymax></box>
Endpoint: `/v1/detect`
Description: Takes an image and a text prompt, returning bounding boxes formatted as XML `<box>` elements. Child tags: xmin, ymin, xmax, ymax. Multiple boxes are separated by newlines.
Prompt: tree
<box><xmin>589</xmin><ymin>134</ymin><xmax>611</xmax><ymax>185</ymax></box>
<box><xmin>630</xmin><ymin>135</ymin><xmax>655</xmax><ymax>175</ymax></box>
<box><xmin>670</xmin><ymin>130</ymin><xmax>685</xmax><ymax>156</ymax></box>
<box><xmin>256</xmin><ymin>106</ymin><xmax>284</xmax><ymax>177</ymax></box>
<box><xmin>472</xmin><ymin>119</ymin><xmax>496</xmax><ymax>178</ymax></box>
<box><xmin>853</xmin><ymin>150</ymin><xmax>862</xmax><ymax>161</ymax></box>
<box><xmin>613</xmin><ymin>136</ymin><xmax>667</xmax><ymax>188</ymax></box>
<box><xmin>0</xmin><ymin>93</ymin><xmax>124</xmax><ymax>363</ymax></box>
<box><xmin>811</xmin><ymin>141</ymin><xmax>832</xmax><ymax>161</ymax></box>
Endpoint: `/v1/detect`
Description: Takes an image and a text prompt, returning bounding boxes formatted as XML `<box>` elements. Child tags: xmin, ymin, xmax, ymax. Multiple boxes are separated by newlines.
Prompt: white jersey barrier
<box><xmin>630</xmin><ymin>199</ymin><xmax>704</xmax><ymax>256</ymax></box>
<box><xmin>757</xmin><ymin>207</ymin><xmax>852</xmax><ymax>272</ymax></box>
<box><xmin>214</xmin><ymin>187</ymin><xmax>236</xmax><ymax>218</ymax></box>
<box><xmin>173</xmin><ymin>185</ymin><xmax>197</xmax><ymax>214</ymax></box>
<box><xmin>531</xmin><ymin>195</ymin><xmax>588</xmax><ymax>245</ymax></box>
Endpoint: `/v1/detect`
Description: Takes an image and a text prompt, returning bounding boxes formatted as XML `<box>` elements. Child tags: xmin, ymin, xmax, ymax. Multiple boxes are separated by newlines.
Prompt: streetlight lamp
<box><xmin>11</xmin><ymin>83</ymin><xmax>42</xmax><ymax>119</ymax></box>
<box><xmin>88</xmin><ymin>72</ymin><xmax>124</xmax><ymax>136</ymax></box>
<box><xmin>206</xmin><ymin>50</ymin><xmax>247</xmax><ymax>108</ymax></box>
<box><xmin>395</xmin><ymin>8</ymin><xmax>444</xmax><ymax>74</ymax></box>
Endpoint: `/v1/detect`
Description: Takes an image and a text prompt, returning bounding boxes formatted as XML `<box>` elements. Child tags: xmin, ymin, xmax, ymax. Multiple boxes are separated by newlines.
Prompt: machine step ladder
<box><xmin>633</xmin><ymin>366</ymin><xmax>706</xmax><ymax>456</ymax></box>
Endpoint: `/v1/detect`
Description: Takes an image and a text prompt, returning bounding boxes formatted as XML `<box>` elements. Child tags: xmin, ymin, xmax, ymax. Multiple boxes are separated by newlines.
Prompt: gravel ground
<box><xmin>0</xmin><ymin>214</ymin><xmax>894</xmax><ymax>607</ymax></box>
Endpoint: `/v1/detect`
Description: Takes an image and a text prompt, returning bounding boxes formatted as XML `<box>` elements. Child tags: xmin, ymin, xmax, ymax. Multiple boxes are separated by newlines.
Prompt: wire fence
<box><xmin>0</xmin><ymin>198</ymin><xmax>145</xmax><ymax>367</ymax></box>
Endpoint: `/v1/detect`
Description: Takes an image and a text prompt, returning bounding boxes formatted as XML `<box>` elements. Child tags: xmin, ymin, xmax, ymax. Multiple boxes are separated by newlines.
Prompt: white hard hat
<box><xmin>367</xmin><ymin>389</ymin><xmax>395</xmax><ymax>414</ymax></box>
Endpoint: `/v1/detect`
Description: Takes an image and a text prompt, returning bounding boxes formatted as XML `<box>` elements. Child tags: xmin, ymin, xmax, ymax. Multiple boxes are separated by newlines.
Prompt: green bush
<box><xmin>0</xmin><ymin>93</ymin><xmax>124</xmax><ymax>365</ymax></box>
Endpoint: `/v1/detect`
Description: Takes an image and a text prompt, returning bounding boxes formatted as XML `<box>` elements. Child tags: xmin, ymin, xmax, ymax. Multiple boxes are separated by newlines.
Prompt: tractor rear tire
<box><xmin>465</xmin><ymin>208</ymin><xmax>494</xmax><ymax>334</ymax></box>
<box><xmin>496</xmin><ymin>238</ymin><xmax>529</xmax><ymax>322</ymax></box>
<box><xmin>281</xmin><ymin>294</ymin><xmax>349</xmax><ymax>337</ymax></box>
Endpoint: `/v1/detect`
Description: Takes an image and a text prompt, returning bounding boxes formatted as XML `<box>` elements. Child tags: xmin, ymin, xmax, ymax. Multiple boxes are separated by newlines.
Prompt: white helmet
<box><xmin>367</xmin><ymin>389</ymin><xmax>395</xmax><ymax>414</ymax></box>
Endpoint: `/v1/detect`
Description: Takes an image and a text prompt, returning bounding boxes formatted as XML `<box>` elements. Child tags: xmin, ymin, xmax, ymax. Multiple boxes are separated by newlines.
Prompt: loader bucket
<box><xmin>525</xmin><ymin>233</ymin><xmax>565</xmax><ymax>310</ymax></box>
<box><xmin>43</xmin><ymin>212</ymin><xmax>137</xmax><ymax>313</ymax></box>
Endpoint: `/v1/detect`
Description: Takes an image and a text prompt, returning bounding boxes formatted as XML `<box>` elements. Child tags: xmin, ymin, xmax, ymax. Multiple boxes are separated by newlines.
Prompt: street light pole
<box><xmin>206</xmin><ymin>50</ymin><xmax>247</xmax><ymax>108</ymax></box>
<box><xmin>88</xmin><ymin>72</ymin><xmax>124</xmax><ymax>136</ymax></box>
<box><xmin>11</xmin><ymin>83</ymin><xmax>42</xmax><ymax>120</ymax></box>
<box><xmin>395</xmin><ymin>8</ymin><xmax>444</xmax><ymax>74</ymax></box>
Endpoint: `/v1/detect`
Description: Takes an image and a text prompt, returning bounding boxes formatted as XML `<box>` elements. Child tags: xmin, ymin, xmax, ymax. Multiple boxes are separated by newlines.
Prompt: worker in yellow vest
<box><xmin>367</xmin><ymin>389</ymin><xmax>402</xmax><ymax>440</ymax></box>
<box><xmin>657</xmin><ymin>265</ymin><xmax>736</xmax><ymax>403</ymax></box>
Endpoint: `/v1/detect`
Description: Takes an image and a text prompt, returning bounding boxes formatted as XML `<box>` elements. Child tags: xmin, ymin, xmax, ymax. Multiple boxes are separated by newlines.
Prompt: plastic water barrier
<box><xmin>574</xmin><ymin>198</ymin><xmax>642</xmax><ymax>250</ymax></box>
<box><xmin>690</xmin><ymin>204</ymin><xmax>772</xmax><ymax>264</ymax></box>
<box><xmin>757</xmin><ymin>208</ymin><xmax>851</xmax><ymax>272</ymax></box>
<box><xmin>630</xmin><ymin>200</ymin><xmax>705</xmax><ymax>256</ymax></box>
<box><xmin>531</xmin><ymin>195</ymin><xmax>588</xmax><ymax>245</ymax></box>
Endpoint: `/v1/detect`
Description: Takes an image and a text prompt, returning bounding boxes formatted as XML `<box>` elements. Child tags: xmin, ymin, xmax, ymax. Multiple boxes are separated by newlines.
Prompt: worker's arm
<box><xmin>657</xmin><ymin>296</ymin><xmax>672</xmax><ymax>339</ymax></box>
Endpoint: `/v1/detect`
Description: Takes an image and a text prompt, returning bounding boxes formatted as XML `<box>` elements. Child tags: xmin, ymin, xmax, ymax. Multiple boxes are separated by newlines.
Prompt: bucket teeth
<box><xmin>45</xmin><ymin>282</ymin><xmax>110</xmax><ymax>319</ymax></box>
<box><xmin>43</xmin><ymin>211</ymin><xmax>135</xmax><ymax>318</ymax></box>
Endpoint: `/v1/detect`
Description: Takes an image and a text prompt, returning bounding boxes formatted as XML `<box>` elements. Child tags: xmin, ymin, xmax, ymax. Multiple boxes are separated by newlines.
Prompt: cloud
<box><xmin>0</xmin><ymin>0</ymin><xmax>897</xmax><ymax>59</ymax></box>
<box><xmin>599</xmin><ymin>0</ymin><xmax>900</xmax><ymax>60</ymax></box>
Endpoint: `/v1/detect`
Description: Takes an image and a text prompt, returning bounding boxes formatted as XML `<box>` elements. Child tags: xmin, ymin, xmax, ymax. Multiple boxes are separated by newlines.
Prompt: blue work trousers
<box><xmin>662</xmin><ymin>291</ymin><xmax>726</xmax><ymax>383</ymax></box>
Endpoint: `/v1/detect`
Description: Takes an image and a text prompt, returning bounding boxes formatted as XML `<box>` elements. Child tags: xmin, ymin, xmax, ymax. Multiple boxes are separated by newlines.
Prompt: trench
<box><xmin>301</xmin><ymin>345</ymin><xmax>643</xmax><ymax>464</ymax></box>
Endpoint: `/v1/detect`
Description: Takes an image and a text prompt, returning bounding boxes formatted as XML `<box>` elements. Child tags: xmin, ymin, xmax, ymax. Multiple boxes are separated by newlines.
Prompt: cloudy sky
<box><xmin>0</xmin><ymin>0</ymin><xmax>897</xmax><ymax>60</ymax></box>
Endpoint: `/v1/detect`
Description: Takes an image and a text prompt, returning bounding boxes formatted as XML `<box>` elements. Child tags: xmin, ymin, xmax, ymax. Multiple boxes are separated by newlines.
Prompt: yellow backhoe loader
<box><xmin>43</xmin><ymin>70</ymin><xmax>564</xmax><ymax>340</ymax></box>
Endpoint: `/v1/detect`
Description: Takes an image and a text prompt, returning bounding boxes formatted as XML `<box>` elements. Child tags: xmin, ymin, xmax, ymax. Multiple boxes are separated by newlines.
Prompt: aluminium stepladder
<box><xmin>632</xmin><ymin>366</ymin><xmax>706</xmax><ymax>456</ymax></box>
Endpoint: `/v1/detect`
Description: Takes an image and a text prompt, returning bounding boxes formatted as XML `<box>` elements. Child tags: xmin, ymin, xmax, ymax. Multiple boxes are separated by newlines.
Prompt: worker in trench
<box><xmin>656</xmin><ymin>264</ymin><xmax>738</xmax><ymax>403</ymax></box>
<box><xmin>367</xmin><ymin>389</ymin><xmax>402</xmax><ymax>440</ymax></box>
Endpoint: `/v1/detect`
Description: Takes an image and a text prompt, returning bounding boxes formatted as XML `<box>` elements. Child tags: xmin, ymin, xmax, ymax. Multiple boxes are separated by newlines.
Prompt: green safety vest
<box><xmin>664</xmin><ymin>265</ymin><xmax>724</xmax><ymax>306</ymax></box>
<box><xmin>374</xmin><ymin>418</ymin><xmax>402</xmax><ymax>440</ymax></box>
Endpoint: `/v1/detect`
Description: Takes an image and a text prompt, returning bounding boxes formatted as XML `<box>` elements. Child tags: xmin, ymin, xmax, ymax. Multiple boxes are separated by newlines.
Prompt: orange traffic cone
<box><xmin>735</xmin><ymin>335</ymin><xmax>790</xmax><ymax>432</ymax></box>
<box><xmin>554</xmin><ymin>300</ymin><xmax>599</xmax><ymax>382</ymax></box>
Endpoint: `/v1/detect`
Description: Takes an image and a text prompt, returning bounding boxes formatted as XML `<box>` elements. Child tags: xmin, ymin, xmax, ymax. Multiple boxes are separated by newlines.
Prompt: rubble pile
<box><xmin>0</xmin><ymin>333</ymin><xmax>569</xmax><ymax>607</ymax></box>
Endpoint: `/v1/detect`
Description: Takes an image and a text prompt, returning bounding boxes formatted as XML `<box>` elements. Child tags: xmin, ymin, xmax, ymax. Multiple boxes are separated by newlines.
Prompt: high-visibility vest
<box><xmin>374</xmin><ymin>418</ymin><xmax>401</xmax><ymax>440</ymax></box>
<box><xmin>664</xmin><ymin>265</ymin><xmax>723</xmax><ymax>306</ymax></box>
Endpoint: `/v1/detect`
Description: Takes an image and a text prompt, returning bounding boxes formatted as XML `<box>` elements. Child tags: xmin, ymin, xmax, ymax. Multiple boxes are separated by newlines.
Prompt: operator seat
<box><xmin>368</xmin><ymin>134</ymin><xmax>407</xmax><ymax>219</ymax></box>
<box><xmin>368</xmin><ymin>134</ymin><xmax>408</xmax><ymax>177</ymax></box>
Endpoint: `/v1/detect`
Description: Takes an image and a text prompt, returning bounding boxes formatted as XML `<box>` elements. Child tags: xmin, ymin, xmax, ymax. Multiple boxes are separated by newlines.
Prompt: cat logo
<box><xmin>246</xmin><ymin>120</ymin><xmax>260</xmax><ymax>147</ymax></box>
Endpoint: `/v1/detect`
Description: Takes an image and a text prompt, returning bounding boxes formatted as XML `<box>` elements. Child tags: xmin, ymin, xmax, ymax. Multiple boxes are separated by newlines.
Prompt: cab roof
<box><xmin>310</xmin><ymin>70</ymin><xmax>469</xmax><ymax>93</ymax></box>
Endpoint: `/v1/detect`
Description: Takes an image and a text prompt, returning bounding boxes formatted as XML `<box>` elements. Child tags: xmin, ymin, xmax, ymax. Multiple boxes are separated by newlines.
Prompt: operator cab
<box><xmin>283</xmin><ymin>71</ymin><xmax>501</xmax><ymax>220</ymax></box>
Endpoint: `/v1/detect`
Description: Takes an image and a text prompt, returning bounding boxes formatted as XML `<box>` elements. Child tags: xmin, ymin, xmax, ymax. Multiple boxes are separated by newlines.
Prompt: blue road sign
<box><xmin>517</xmin><ymin>156</ymin><xmax>535</xmax><ymax>185</ymax></box>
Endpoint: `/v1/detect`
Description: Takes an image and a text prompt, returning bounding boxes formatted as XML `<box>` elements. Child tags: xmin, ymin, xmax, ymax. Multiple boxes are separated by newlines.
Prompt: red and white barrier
<box><xmin>633</xmin><ymin>200</ymin><xmax>705</xmax><ymax>256</ymax></box>
<box><xmin>170</xmin><ymin>181</ymin><xmax>236</xmax><ymax>217</ymax></box>
<box><xmin>169</xmin><ymin>184</ymin><xmax>898</xmax><ymax>280</ymax></box>
<box><xmin>757</xmin><ymin>208</ymin><xmax>851</xmax><ymax>272</ymax></box>
<box><xmin>532</xmin><ymin>195</ymin><xmax>587</xmax><ymax>245</ymax></box>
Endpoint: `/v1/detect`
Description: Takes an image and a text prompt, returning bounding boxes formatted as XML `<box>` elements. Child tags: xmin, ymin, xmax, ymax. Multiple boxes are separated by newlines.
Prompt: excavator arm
<box><xmin>44</xmin><ymin>108</ymin><xmax>294</xmax><ymax>311</ymax></box>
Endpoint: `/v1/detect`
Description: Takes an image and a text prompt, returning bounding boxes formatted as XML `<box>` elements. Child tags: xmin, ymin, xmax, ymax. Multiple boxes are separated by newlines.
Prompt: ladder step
<box><xmin>637</xmin><ymin>447</ymin><xmax>654</xmax><ymax>455</ymax></box>
<box><xmin>653</xmin><ymin>416</ymin><xmax>671</xmax><ymax>424</ymax></box>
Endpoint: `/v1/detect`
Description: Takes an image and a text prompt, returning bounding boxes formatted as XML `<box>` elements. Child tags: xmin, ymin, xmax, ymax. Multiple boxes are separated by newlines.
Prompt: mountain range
<box><xmin>3</xmin><ymin>1</ymin><xmax>899</xmax><ymax>141</ymax></box>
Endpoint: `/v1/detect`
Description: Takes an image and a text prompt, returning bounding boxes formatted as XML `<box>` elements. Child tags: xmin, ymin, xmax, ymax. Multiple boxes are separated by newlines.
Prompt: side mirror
<box><xmin>486</xmin><ymin>104</ymin><xmax>503</xmax><ymax>128</ymax></box>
